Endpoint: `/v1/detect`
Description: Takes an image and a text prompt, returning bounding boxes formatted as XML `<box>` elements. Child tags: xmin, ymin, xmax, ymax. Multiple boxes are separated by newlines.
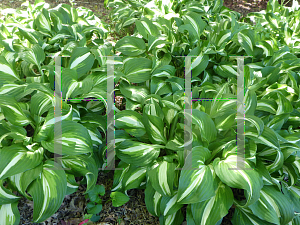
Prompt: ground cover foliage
<box><xmin>0</xmin><ymin>0</ymin><xmax>300</xmax><ymax>224</ymax></box>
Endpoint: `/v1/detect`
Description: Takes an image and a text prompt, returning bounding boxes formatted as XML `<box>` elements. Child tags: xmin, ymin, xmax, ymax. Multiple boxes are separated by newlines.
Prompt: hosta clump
<box><xmin>0</xmin><ymin>0</ymin><xmax>111</xmax><ymax>223</ymax></box>
<box><xmin>113</xmin><ymin>79</ymin><xmax>300</xmax><ymax>225</ymax></box>
<box><xmin>108</xmin><ymin>1</ymin><xmax>300</xmax><ymax>224</ymax></box>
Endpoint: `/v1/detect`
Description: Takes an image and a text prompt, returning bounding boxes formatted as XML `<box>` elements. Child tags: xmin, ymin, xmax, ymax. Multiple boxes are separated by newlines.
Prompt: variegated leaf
<box><xmin>27</xmin><ymin>160</ymin><xmax>67</xmax><ymax>223</ymax></box>
<box><xmin>41</xmin><ymin>120</ymin><xmax>93</xmax><ymax>155</ymax></box>
<box><xmin>115</xmin><ymin>36</ymin><xmax>146</xmax><ymax>56</ymax></box>
<box><xmin>58</xmin><ymin>154</ymin><xmax>98</xmax><ymax>193</ymax></box>
<box><xmin>248</xmin><ymin>185</ymin><xmax>294</xmax><ymax>225</ymax></box>
<box><xmin>0</xmin><ymin>180</ymin><xmax>21</xmax><ymax>205</ymax></box>
<box><xmin>0</xmin><ymin>202</ymin><xmax>20</xmax><ymax>225</ymax></box>
<box><xmin>122</xmin><ymin>165</ymin><xmax>147</xmax><ymax>191</ymax></box>
<box><xmin>159</xmin><ymin>191</ymin><xmax>183</xmax><ymax>217</ymax></box>
<box><xmin>143</xmin><ymin>114</ymin><xmax>167</xmax><ymax>145</ymax></box>
<box><xmin>124</xmin><ymin>58</ymin><xmax>152</xmax><ymax>83</ymax></box>
<box><xmin>115</xmin><ymin>110</ymin><xmax>146</xmax><ymax>137</ymax></box>
<box><xmin>0</xmin><ymin>144</ymin><xmax>43</xmax><ymax>180</ymax></box>
<box><xmin>34</xmin><ymin>106</ymin><xmax>73</xmax><ymax>142</ymax></box>
<box><xmin>238</xmin><ymin>29</ymin><xmax>255</xmax><ymax>56</ymax></box>
<box><xmin>30</xmin><ymin>92</ymin><xmax>54</xmax><ymax>117</ymax></box>
<box><xmin>191</xmin><ymin>109</ymin><xmax>217</xmax><ymax>144</ymax></box>
<box><xmin>177</xmin><ymin>147</ymin><xmax>215</xmax><ymax>204</ymax></box>
<box><xmin>213</xmin><ymin>155</ymin><xmax>263</xmax><ymax>207</ymax></box>
<box><xmin>159</xmin><ymin>208</ymin><xmax>184</xmax><ymax>225</ymax></box>
<box><xmin>69</xmin><ymin>47</ymin><xmax>95</xmax><ymax>78</ymax></box>
<box><xmin>145</xmin><ymin>182</ymin><xmax>162</xmax><ymax>217</ymax></box>
<box><xmin>0</xmin><ymin>56</ymin><xmax>20</xmax><ymax>84</ymax></box>
<box><xmin>190</xmin><ymin>181</ymin><xmax>233</xmax><ymax>225</ymax></box>
<box><xmin>115</xmin><ymin>140</ymin><xmax>162</xmax><ymax>167</ymax></box>
<box><xmin>147</xmin><ymin>161</ymin><xmax>176</xmax><ymax>197</ymax></box>
<box><xmin>232</xmin><ymin>206</ymin><xmax>275</xmax><ymax>225</ymax></box>
<box><xmin>0</xmin><ymin>95</ymin><xmax>32</xmax><ymax>126</ymax></box>
<box><xmin>19</xmin><ymin>44</ymin><xmax>45</xmax><ymax>70</ymax></box>
<box><xmin>9</xmin><ymin>162</ymin><xmax>43</xmax><ymax>200</ymax></box>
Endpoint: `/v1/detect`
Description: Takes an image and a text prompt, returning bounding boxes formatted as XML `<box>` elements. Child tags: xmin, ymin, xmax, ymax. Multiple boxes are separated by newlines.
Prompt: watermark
<box><xmin>48</xmin><ymin>54</ymin><xmax>251</xmax><ymax>172</ymax></box>
<box><xmin>229</xmin><ymin>56</ymin><xmax>253</xmax><ymax>171</ymax></box>
<box><xmin>174</xmin><ymin>55</ymin><xmax>252</xmax><ymax>170</ymax></box>
<box><xmin>47</xmin><ymin>55</ymin><xmax>122</xmax><ymax>171</ymax></box>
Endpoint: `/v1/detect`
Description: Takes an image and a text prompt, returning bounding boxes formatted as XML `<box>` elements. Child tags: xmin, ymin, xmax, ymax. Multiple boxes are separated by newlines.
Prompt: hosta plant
<box><xmin>0</xmin><ymin>0</ymin><xmax>111</xmax><ymax>223</ymax></box>
<box><xmin>108</xmin><ymin>0</ymin><xmax>300</xmax><ymax>224</ymax></box>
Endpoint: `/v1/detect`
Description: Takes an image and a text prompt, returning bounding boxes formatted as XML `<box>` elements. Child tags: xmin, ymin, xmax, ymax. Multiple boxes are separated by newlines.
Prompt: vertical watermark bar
<box><xmin>102</xmin><ymin>56</ymin><xmax>122</xmax><ymax>171</ymax></box>
<box><xmin>54</xmin><ymin>56</ymin><xmax>63</xmax><ymax>166</ymax></box>
<box><xmin>175</xmin><ymin>56</ymin><xmax>194</xmax><ymax>170</ymax></box>
<box><xmin>229</xmin><ymin>56</ymin><xmax>252</xmax><ymax>171</ymax></box>
<box><xmin>46</xmin><ymin>55</ymin><xmax>70</xmax><ymax>170</ymax></box>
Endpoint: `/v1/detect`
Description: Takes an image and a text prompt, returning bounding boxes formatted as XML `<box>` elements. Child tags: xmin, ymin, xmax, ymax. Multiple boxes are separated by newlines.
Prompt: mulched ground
<box><xmin>0</xmin><ymin>0</ymin><xmax>288</xmax><ymax>224</ymax></box>
<box><xmin>18</xmin><ymin>170</ymin><xmax>160</xmax><ymax>225</ymax></box>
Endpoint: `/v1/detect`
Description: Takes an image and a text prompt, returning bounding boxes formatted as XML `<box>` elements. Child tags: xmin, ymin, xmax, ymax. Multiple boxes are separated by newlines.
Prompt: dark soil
<box><xmin>18</xmin><ymin>170</ymin><xmax>160</xmax><ymax>225</ymax></box>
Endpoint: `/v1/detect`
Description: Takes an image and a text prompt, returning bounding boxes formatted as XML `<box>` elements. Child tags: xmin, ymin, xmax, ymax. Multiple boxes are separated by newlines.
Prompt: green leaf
<box><xmin>213</xmin><ymin>155</ymin><xmax>263</xmax><ymax>207</ymax></box>
<box><xmin>87</xmin><ymin>185</ymin><xmax>105</xmax><ymax>203</ymax></box>
<box><xmin>145</xmin><ymin>182</ymin><xmax>162</xmax><ymax>217</ymax></box>
<box><xmin>59</xmin><ymin>154</ymin><xmax>98</xmax><ymax>193</ymax></box>
<box><xmin>65</xmin><ymin>174</ymin><xmax>79</xmax><ymax>196</ymax></box>
<box><xmin>19</xmin><ymin>44</ymin><xmax>45</xmax><ymax>69</ymax></box>
<box><xmin>27</xmin><ymin>160</ymin><xmax>67</xmax><ymax>223</ymax></box>
<box><xmin>244</xmin><ymin>115</ymin><xmax>264</xmax><ymax>137</ymax></box>
<box><xmin>180</xmin><ymin>12</ymin><xmax>207</xmax><ymax>42</ymax></box>
<box><xmin>148</xmin><ymin>35</ymin><xmax>169</xmax><ymax>52</ymax></box>
<box><xmin>115</xmin><ymin>110</ymin><xmax>146</xmax><ymax>137</ymax></box>
<box><xmin>211</xmin><ymin>0</ymin><xmax>223</xmax><ymax>13</ymax></box>
<box><xmin>119</xmin><ymin>81</ymin><xmax>150</xmax><ymax>103</ymax></box>
<box><xmin>110</xmin><ymin>191</ymin><xmax>130</xmax><ymax>207</ymax></box>
<box><xmin>143</xmin><ymin>114</ymin><xmax>167</xmax><ymax>145</ymax></box>
<box><xmin>189</xmin><ymin>53</ymin><xmax>209</xmax><ymax>78</ymax></box>
<box><xmin>34</xmin><ymin>106</ymin><xmax>73</xmax><ymax>142</ymax></box>
<box><xmin>214</xmin><ymin>64</ymin><xmax>237</xmax><ymax>78</ymax></box>
<box><xmin>248</xmin><ymin>185</ymin><xmax>294</xmax><ymax>225</ymax></box>
<box><xmin>238</xmin><ymin>29</ymin><xmax>255</xmax><ymax>56</ymax></box>
<box><xmin>177</xmin><ymin>147</ymin><xmax>215</xmax><ymax>204</ymax></box>
<box><xmin>124</xmin><ymin>58</ymin><xmax>152</xmax><ymax>83</ymax></box>
<box><xmin>245</xmin><ymin>90</ymin><xmax>257</xmax><ymax>116</ymax></box>
<box><xmin>121</xmin><ymin>165</ymin><xmax>147</xmax><ymax>191</ymax></box>
<box><xmin>87</xmin><ymin>203</ymin><xmax>102</xmax><ymax>214</ymax></box>
<box><xmin>256</xmin><ymin>41</ymin><xmax>274</xmax><ymax>57</ymax></box>
<box><xmin>61</xmin><ymin>68</ymin><xmax>93</xmax><ymax>99</ymax></box>
<box><xmin>147</xmin><ymin>161</ymin><xmax>176</xmax><ymax>197</ymax></box>
<box><xmin>190</xmin><ymin>181</ymin><xmax>233</xmax><ymax>225</ymax></box>
<box><xmin>8</xmin><ymin>162</ymin><xmax>43</xmax><ymax>200</ymax></box>
<box><xmin>215</xmin><ymin>30</ymin><xmax>232</xmax><ymax>48</ymax></box>
<box><xmin>0</xmin><ymin>145</ymin><xmax>43</xmax><ymax>180</ymax></box>
<box><xmin>0</xmin><ymin>95</ymin><xmax>32</xmax><ymax>126</ymax></box>
<box><xmin>245</xmin><ymin>126</ymin><xmax>280</xmax><ymax>150</ymax></box>
<box><xmin>116</xmin><ymin>140</ymin><xmax>162</xmax><ymax>167</ymax></box>
<box><xmin>159</xmin><ymin>209</ymin><xmax>184</xmax><ymax>225</ymax></box>
<box><xmin>0</xmin><ymin>56</ymin><xmax>20</xmax><ymax>84</ymax></box>
<box><xmin>115</xmin><ymin>36</ymin><xmax>146</xmax><ymax>56</ymax></box>
<box><xmin>232</xmin><ymin>206</ymin><xmax>275</xmax><ymax>225</ymax></box>
<box><xmin>0</xmin><ymin>202</ymin><xmax>20</xmax><ymax>225</ymax></box>
<box><xmin>256</xmin><ymin>99</ymin><xmax>277</xmax><ymax>114</ymax></box>
<box><xmin>276</xmin><ymin>92</ymin><xmax>293</xmax><ymax>115</ymax></box>
<box><xmin>215</xmin><ymin>110</ymin><xmax>236</xmax><ymax>130</ymax></box>
<box><xmin>41</xmin><ymin>120</ymin><xmax>93</xmax><ymax>156</ymax></box>
<box><xmin>159</xmin><ymin>191</ymin><xmax>183</xmax><ymax>217</ymax></box>
<box><xmin>191</xmin><ymin>109</ymin><xmax>217</xmax><ymax>144</ymax></box>
<box><xmin>0</xmin><ymin>181</ymin><xmax>21</xmax><ymax>205</ymax></box>
<box><xmin>35</xmin><ymin>8</ymin><xmax>52</xmax><ymax>35</ymax></box>
<box><xmin>30</xmin><ymin>92</ymin><xmax>54</xmax><ymax>117</ymax></box>
<box><xmin>69</xmin><ymin>47</ymin><xmax>95</xmax><ymax>79</ymax></box>
<box><xmin>135</xmin><ymin>17</ymin><xmax>159</xmax><ymax>40</ymax></box>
